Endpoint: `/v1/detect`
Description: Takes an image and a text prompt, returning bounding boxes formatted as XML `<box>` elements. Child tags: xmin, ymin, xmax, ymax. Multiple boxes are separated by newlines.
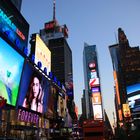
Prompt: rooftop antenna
<box><xmin>53</xmin><ymin>0</ymin><xmax>56</xmax><ymax>21</ymax></box>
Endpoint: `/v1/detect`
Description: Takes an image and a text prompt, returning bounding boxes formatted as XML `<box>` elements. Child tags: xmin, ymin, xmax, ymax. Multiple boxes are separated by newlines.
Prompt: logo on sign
<box><xmin>89</xmin><ymin>78</ymin><xmax>99</xmax><ymax>88</ymax></box>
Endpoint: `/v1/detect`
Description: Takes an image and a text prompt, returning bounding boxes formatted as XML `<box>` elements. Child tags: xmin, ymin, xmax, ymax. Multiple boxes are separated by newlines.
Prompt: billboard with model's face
<box><xmin>17</xmin><ymin>60</ymin><xmax>49</xmax><ymax>114</ymax></box>
<box><xmin>0</xmin><ymin>37</ymin><xmax>24</xmax><ymax>106</ymax></box>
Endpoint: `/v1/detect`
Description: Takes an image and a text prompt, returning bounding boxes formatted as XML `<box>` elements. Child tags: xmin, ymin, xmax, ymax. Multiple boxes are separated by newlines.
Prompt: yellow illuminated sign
<box><xmin>35</xmin><ymin>34</ymin><xmax>51</xmax><ymax>74</ymax></box>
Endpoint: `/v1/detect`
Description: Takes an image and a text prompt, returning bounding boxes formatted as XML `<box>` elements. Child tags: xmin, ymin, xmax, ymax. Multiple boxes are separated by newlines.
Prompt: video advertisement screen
<box><xmin>17</xmin><ymin>60</ymin><xmax>49</xmax><ymax>114</ymax></box>
<box><xmin>127</xmin><ymin>83</ymin><xmax>140</xmax><ymax>113</ymax></box>
<box><xmin>0</xmin><ymin>37</ymin><xmax>24</xmax><ymax>106</ymax></box>
<box><xmin>128</xmin><ymin>94</ymin><xmax>140</xmax><ymax>112</ymax></box>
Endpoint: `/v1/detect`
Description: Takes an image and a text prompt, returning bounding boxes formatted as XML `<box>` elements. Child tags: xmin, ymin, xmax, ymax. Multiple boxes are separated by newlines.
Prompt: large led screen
<box><xmin>0</xmin><ymin>37</ymin><xmax>24</xmax><ymax>106</ymax></box>
<box><xmin>127</xmin><ymin>83</ymin><xmax>140</xmax><ymax>95</ymax></box>
<box><xmin>17</xmin><ymin>60</ymin><xmax>49</xmax><ymax>114</ymax></box>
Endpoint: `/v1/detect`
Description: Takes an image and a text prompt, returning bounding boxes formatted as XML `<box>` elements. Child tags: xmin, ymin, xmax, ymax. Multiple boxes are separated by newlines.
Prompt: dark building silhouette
<box><xmin>39</xmin><ymin>3</ymin><xmax>72</xmax><ymax>87</ymax></box>
<box><xmin>109</xmin><ymin>28</ymin><xmax>140</xmax><ymax>124</ymax></box>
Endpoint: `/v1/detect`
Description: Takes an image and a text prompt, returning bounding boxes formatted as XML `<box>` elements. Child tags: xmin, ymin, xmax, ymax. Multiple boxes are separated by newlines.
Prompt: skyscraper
<box><xmin>109</xmin><ymin>28</ymin><xmax>140</xmax><ymax>124</ymax></box>
<box><xmin>40</xmin><ymin>3</ymin><xmax>71</xmax><ymax>87</ymax></box>
<box><xmin>83</xmin><ymin>43</ymin><xmax>103</xmax><ymax>120</ymax></box>
<box><xmin>39</xmin><ymin>0</ymin><xmax>76</xmax><ymax>121</ymax></box>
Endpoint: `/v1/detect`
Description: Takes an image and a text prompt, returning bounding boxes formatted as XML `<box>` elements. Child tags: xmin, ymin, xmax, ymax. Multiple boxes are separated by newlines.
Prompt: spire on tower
<box><xmin>53</xmin><ymin>0</ymin><xmax>56</xmax><ymax>21</ymax></box>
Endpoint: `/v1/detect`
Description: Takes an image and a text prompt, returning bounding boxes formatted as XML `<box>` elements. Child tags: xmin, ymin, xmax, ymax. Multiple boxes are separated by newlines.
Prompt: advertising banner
<box><xmin>123</xmin><ymin>103</ymin><xmax>131</xmax><ymax>118</ymax></box>
<box><xmin>92</xmin><ymin>92</ymin><xmax>101</xmax><ymax>105</ymax></box>
<box><xmin>34</xmin><ymin>34</ymin><xmax>51</xmax><ymax>74</ymax></box>
<box><xmin>93</xmin><ymin>105</ymin><xmax>103</xmax><ymax>120</ymax></box>
<box><xmin>17</xmin><ymin>60</ymin><xmax>49</xmax><ymax>114</ymax></box>
<box><xmin>0</xmin><ymin>0</ymin><xmax>29</xmax><ymax>52</ymax></box>
<box><xmin>89</xmin><ymin>78</ymin><xmax>99</xmax><ymax>88</ymax></box>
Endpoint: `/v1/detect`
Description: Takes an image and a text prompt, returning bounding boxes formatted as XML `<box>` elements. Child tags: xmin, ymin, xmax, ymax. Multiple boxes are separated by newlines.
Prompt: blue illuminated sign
<box><xmin>0</xmin><ymin>9</ymin><xmax>25</xmax><ymax>40</ymax></box>
<box><xmin>0</xmin><ymin>1</ymin><xmax>29</xmax><ymax>53</ymax></box>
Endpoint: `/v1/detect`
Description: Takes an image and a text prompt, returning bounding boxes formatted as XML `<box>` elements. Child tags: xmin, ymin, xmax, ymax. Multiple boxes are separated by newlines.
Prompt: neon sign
<box><xmin>0</xmin><ymin>8</ymin><xmax>25</xmax><ymax>40</ymax></box>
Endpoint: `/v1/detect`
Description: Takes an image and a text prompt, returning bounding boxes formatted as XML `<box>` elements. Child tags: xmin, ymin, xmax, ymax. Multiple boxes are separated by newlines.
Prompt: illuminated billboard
<box><xmin>123</xmin><ymin>104</ymin><xmax>131</xmax><ymax>117</ymax></box>
<box><xmin>92</xmin><ymin>92</ymin><xmax>101</xmax><ymax>105</ymax></box>
<box><xmin>0</xmin><ymin>37</ymin><xmax>24</xmax><ymax>106</ymax></box>
<box><xmin>88</xmin><ymin>61</ymin><xmax>96</xmax><ymax>70</ymax></box>
<box><xmin>127</xmin><ymin>83</ymin><xmax>140</xmax><ymax>95</ymax></box>
<box><xmin>113</xmin><ymin>71</ymin><xmax>121</xmax><ymax>105</ymax></box>
<box><xmin>128</xmin><ymin>94</ymin><xmax>140</xmax><ymax>112</ymax></box>
<box><xmin>89</xmin><ymin>78</ymin><xmax>99</xmax><ymax>88</ymax></box>
<box><xmin>118</xmin><ymin>109</ymin><xmax>123</xmax><ymax>121</ymax></box>
<box><xmin>90</xmin><ymin>71</ymin><xmax>97</xmax><ymax>79</ymax></box>
<box><xmin>58</xmin><ymin>95</ymin><xmax>66</xmax><ymax>117</ymax></box>
<box><xmin>0</xmin><ymin>0</ymin><xmax>29</xmax><ymax>52</ymax></box>
<box><xmin>17</xmin><ymin>60</ymin><xmax>49</xmax><ymax>114</ymax></box>
<box><xmin>93</xmin><ymin>105</ymin><xmax>103</xmax><ymax>120</ymax></box>
<box><xmin>31</xmin><ymin>34</ymin><xmax>51</xmax><ymax>74</ymax></box>
<box><xmin>91</xmin><ymin>87</ymin><xmax>100</xmax><ymax>93</ymax></box>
